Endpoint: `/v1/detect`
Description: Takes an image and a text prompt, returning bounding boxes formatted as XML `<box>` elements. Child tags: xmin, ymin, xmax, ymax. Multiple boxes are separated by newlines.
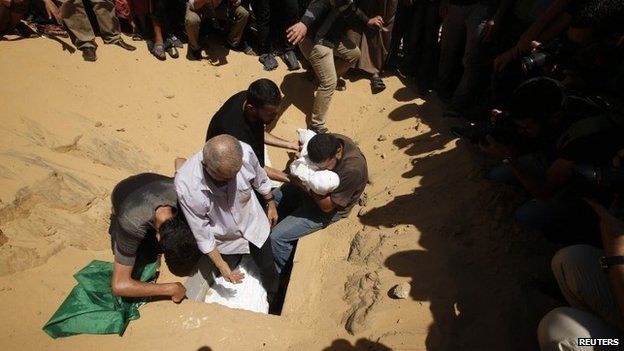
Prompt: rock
<box><xmin>377</xmin><ymin>134</ymin><xmax>387</xmax><ymax>141</ymax></box>
<box><xmin>116</xmin><ymin>128</ymin><xmax>125</xmax><ymax>132</ymax></box>
<box><xmin>390</xmin><ymin>283</ymin><xmax>411</xmax><ymax>299</ymax></box>
<box><xmin>380</xmin><ymin>154</ymin><xmax>386</xmax><ymax>159</ymax></box>
<box><xmin>357</xmin><ymin>208</ymin><xmax>367</xmax><ymax>217</ymax></box>
<box><xmin>373</xmin><ymin>145</ymin><xmax>378</xmax><ymax>150</ymax></box>
<box><xmin>94</xmin><ymin>121</ymin><xmax>103</xmax><ymax>127</ymax></box>
<box><xmin>215</xmin><ymin>72</ymin><xmax>221</xmax><ymax>78</ymax></box>
<box><xmin>164</xmin><ymin>93</ymin><xmax>175</xmax><ymax>99</ymax></box>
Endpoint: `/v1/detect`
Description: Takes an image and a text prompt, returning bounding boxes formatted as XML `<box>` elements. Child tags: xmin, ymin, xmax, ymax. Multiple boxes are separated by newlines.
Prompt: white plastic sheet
<box><xmin>204</xmin><ymin>256</ymin><xmax>269</xmax><ymax>314</ymax></box>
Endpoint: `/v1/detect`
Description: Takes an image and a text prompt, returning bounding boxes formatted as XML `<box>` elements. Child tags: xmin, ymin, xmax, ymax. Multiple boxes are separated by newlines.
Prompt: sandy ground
<box><xmin>0</xmin><ymin>34</ymin><xmax>560</xmax><ymax>351</ymax></box>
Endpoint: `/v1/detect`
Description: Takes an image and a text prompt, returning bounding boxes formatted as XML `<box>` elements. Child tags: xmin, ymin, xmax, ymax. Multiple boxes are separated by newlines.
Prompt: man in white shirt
<box><xmin>174</xmin><ymin>135</ymin><xmax>279</xmax><ymax>299</ymax></box>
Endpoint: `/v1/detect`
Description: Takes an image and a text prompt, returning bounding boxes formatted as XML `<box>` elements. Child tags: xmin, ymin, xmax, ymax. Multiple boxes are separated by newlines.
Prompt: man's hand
<box><xmin>481</xmin><ymin>19</ymin><xmax>499</xmax><ymax>43</ymax></box>
<box><xmin>479</xmin><ymin>135</ymin><xmax>512</xmax><ymax>160</ymax></box>
<box><xmin>367</xmin><ymin>16</ymin><xmax>384</xmax><ymax>29</ymax></box>
<box><xmin>493</xmin><ymin>48</ymin><xmax>517</xmax><ymax>72</ymax></box>
<box><xmin>43</xmin><ymin>0</ymin><xmax>62</xmax><ymax>24</ymax></box>
<box><xmin>287</xmin><ymin>22</ymin><xmax>307</xmax><ymax>45</ymax></box>
<box><xmin>221</xmin><ymin>267</ymin><xmax>245</xmax><ymax>284</ymax></box>
<box><xmin>266</xmin><ymin>200</ymin><xmax>278</xmax><ymax>227</ymax></box>
<box><xmin>171</xmin><ymin>282</ymin><xmax>187</xmax><ymax>303</ymax></box>
<box><xmin>288</xmin><ymin>140</ymin><xmax>301</xmax><ymax>152</ymax></box>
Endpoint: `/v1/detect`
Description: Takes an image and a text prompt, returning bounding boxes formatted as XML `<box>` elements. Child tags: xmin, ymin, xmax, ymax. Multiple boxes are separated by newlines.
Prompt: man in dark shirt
<box><xmin>205</xmin><ymin>78</ymin><xmax>300</xmax><ymax>182</ymax></box>
<box><xmin>270</xmin><ymin>133</ymin><xmax>368</xmax><ymax>273</ymax></box>
<box><xmin>109</xmin><ymin>173</ymin><xmax>202</xmax><ymax>302</ymax></box>
<box><xmin>285</xmin><ymin>0</ymin><xmax>384</xmax><ymax>133</ymax></box>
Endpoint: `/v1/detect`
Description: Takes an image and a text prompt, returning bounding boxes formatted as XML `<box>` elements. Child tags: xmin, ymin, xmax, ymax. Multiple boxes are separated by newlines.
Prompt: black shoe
<box><xmin>114</xmin><ymin>39</ymin><xmax>136</xmax><ymax>51</ymax></box>
<box><xmin>336</xmin><ymin>79</ymin><xmax>346</xmax><ymax>91</ymax></box>
<box><xmin>281</xmin><ymin>50</ymin><xmax>300</xmax><ymax>71</ymax></box>
<box><xmin>228</xmin><ymin>41</ymin><xmax>256</xmax><ymax>55</ymax></box>
<box><xmin>186</xmin><ymin>48</ymin><xmax>202</xmax><ymax>61</ymax></box>
<box><xmin>259</xmin><ymin>53</ymin><xmax>278</xmax><ymax>71</ymax></box>
<box><xmin>81</xmin><ymin>47</ymin><xmax>97</xmax><ymax>62</ymax></box>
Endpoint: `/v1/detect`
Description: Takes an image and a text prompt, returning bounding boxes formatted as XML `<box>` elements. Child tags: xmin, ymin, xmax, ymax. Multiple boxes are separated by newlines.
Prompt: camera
<box><xmin>521</xmin><ymin>38</ymin><xmax>571</xmax><ymax>74</ymax></box>
<box><xmin>451</xmin><ymin>112</ymin><xmax>517</xmax><ymax>145</ymax></box>
<box><xmin>575</xmin><ymin>163</ymin><xmax>624</xmax><ymax>195</ymax></box>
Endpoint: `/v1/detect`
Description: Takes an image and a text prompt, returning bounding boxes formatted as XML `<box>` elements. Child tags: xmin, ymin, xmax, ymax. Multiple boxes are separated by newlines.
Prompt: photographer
<box><xmin>537</xmin><ymin>196</ymin><xmax>624</xmax><ymax>351</ymax></box>
<box><xmin>481</xmin><ymin>77</ymin><xmax>624</xmax><ymax>241</ymax></box>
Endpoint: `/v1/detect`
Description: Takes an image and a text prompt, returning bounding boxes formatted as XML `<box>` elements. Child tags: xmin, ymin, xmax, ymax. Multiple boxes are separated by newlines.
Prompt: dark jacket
<box><xmin>301</xmin><ymin>0</ymin><xmax>369</xmax><ymax>48</ymax></box>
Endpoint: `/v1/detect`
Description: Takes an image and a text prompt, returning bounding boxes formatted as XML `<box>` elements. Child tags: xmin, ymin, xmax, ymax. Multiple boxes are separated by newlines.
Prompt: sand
<box><xmin>0</xmin><ymin>34</ymin><xmax>559</xmax><ymax>351</ymax></box>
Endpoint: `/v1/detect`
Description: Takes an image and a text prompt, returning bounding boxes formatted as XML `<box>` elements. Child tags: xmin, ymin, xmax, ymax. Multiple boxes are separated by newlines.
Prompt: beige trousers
<box><xmin>298</xmin><ymin>37</ymin><xmax>360</xmax><ymax>131</ymax></box>
<box><xmin>59</xmin><ymin>0</ymin><xmax>121</xmax><ymax>49</ymax></box>
<box><xmin>538</xmin><ymin>245</ymin><xmax>624</xmax><ymax>350</ymax></box>
<box><xmin>184</xmin><ymin>2</ymin><xmax>249</xmax><ymax>50</ymax></box>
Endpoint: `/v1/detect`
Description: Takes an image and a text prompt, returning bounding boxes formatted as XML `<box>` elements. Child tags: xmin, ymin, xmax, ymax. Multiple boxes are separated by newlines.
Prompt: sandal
<box><xmin>150</xmin><ymin>43</ymin><xmax>166</xmax><ymax>61</ymax></box>
<box><xmin>36</xmin><ymin>24</ymin><xmax>68</xmax><ymax>37</ymax></box>
<box><xmin>168</xmin><ymin>35</ymin><xmax>183</xmax><ymax>48</ymax></box>
<box><xmin>370</xmin><ymin>76</ymin><xmax>386</xmax><ymax>93</ymax></box>
<box><xmin>165</xmin><ymin>38</ymin><xmax>179</xmax><ymax>59</ymax></box>
<box><xmin>132</xmin><ymin>33</ymin><xmax>143</xmax><ymax>41</ymax></box>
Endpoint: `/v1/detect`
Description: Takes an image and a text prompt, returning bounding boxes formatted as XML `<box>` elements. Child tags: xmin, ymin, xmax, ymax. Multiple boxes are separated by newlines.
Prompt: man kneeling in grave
<box><xmin>110</xmin><ymin>173</ymin><xmax>203</xmax><ymax>302</ymax></box>
<box><xmin>174</xmin><ymin>135</ymin><xmax>279</xmax><ymax>303</ymax></box>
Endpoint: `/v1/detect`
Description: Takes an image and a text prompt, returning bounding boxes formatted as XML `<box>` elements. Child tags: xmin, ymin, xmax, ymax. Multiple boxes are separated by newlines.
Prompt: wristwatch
<box><xmin>599</xmin><ymin>256</ymin><xmax>624</xmax><ymax>271</ymax></box>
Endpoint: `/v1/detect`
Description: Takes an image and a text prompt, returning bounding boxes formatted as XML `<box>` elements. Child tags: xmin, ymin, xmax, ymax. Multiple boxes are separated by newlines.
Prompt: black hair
<box><xmin>159</xmin><ymin>212</ymin><xmax>203</xmax><ymax>277</ymax></box>
<box><xmin>246</xmin><ymin>79</ymin><xmax>282</xmax><ymax>108</ymax></box>
<box><xmin>307</xmin><ymin>133</ymin><xmax>342</xmax><ymax>163</ymax></box>
<box><xmin>510</xmin><ymin>78</ymin><xmax>565</xmax><ymax>124</ymax></box>
<box><xmin>570</xmin><ymin>0</ymin><xmax>624</xmax><ymax>34</ymax></box>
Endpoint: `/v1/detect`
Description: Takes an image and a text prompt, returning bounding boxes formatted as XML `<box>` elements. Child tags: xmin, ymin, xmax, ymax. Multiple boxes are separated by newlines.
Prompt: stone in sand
<box><xmin>390</xmin><ymin>283</ymin><xmax>411</xmax><ymax>299</ymax></box>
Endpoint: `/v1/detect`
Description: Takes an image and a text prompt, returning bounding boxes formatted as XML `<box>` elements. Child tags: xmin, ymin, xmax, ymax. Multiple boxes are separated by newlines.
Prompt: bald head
<box><xmin>202</xmin><ymin>135</ymin><xmax>243</xmax><ymax>181</ymax></box>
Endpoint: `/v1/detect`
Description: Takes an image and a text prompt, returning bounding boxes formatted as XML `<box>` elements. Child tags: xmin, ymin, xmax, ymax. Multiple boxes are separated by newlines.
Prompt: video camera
<box><xmin>451</xmin><ymin>111</ymin><xmax>518</xmax><ymax>146</ymax></box>
<box><xmin>521</xmin><ymin>38</ymin><xmax>573</xmax><ymax>75</ymax></box>
<box><xmin>575</xmin><ymin>163</ymin><xmax>624</xmax><ymax>195</ymax></box>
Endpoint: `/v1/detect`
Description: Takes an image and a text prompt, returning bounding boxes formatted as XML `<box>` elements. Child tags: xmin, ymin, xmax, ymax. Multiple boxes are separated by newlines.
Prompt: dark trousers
<box><xmin>250</xmin><ymin>0</ymin><xmax>298</xmax><ymax>53</ymax></box>
<box><xmin>223</xmin><ymin>239</ymin><xmax>279</xmax><ymax>295</ymax></box>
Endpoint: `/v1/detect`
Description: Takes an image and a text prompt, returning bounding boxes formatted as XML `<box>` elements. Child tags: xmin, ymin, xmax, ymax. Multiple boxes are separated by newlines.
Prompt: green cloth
<box><xmin>42</xmin><ymin>260</ymin><xmax>158</xmax><ymax>338</ymax></box>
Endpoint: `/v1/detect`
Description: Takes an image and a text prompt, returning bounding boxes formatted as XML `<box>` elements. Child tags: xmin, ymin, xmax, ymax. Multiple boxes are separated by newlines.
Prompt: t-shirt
<box><xmin>109</xmin><ymin>173</ymin><xmax>178</xmax><ymax>266</ymax></box>
<box><xmin>330</xmin><ymin>134</ymin><xmax>368</xmax><ymax>217</ymax></box>
<box><xmin>205</xmin><ymin>91</ymin><xmax>266</xmax><ymax>167</ymax></box>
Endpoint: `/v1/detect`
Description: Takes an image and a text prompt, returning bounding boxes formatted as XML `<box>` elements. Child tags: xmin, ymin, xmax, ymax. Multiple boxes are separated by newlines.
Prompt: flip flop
<box><xmin>168</xmin><ymin>35</ymin><xmax>183</xmax><ymax>48</ymax></box>
<box><xmin>150</xmin><ymin>43</ymin><xmax>166</xmax><ymax>61</ymax></box>
<box><xmin>371</xmin><ymin>76</ymin><xmax>386</xmax><ymax>93</ymax></box>
<box><xmin>165</xmin><ymin>38</ymin><xmax>179</xmax><ymax>59</ymax></box>
<box><xmin>36</xmin><ymin>24</ymin><xmax>68</xmax><ymax>37</ymax></box>
<box><xmin>132</xmin><ymin>33</ymin><xmax>143</xmax><ymax>41</ymax></box>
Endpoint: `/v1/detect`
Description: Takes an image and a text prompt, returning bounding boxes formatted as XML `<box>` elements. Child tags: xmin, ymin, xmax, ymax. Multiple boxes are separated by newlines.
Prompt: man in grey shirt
<box><xmin>109</xmin><ymin>173</ymin><xmax>202</xmax><ymax>302</ymax></box>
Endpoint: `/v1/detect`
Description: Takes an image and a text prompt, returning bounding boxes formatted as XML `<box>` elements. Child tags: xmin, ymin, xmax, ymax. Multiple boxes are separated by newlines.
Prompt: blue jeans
<box><xmin>270</xmin><ymin>185</ymin><xmax>341</xmax><ymax>274</ymax></box>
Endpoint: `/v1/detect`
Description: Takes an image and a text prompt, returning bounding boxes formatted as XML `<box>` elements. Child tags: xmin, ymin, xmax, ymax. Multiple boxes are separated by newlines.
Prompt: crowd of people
<box><xmin>4</xmin><ymin>0</ymin><xmax>624</xmax><ymax>348</ymax></box>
